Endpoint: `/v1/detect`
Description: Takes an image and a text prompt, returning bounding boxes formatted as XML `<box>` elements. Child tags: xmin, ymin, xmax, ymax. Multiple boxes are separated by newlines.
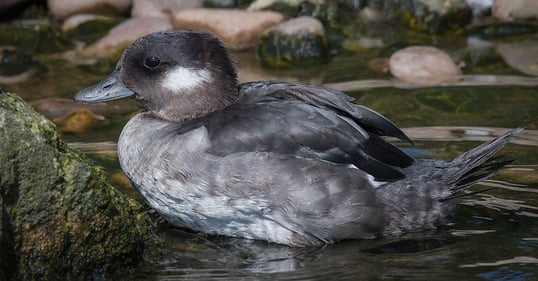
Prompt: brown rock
<box><xmin>47</xmin><ymin>0</ymin><xmax>132</xmax><ymax>20</ymax></box>
<box><xmin>493</xmin><ymin>0</ymin><xmax>538</xmax><ymax>21</ymax></box>
<box><xmin>81</xmin><ymin>17</ymin><xmax>172</xmax><ymax>58</ymax></box>
<box><xmin>497</xmin><ymin>40</ymin><xmax>538</xmax><ymax>76</ymax></box>
<box><xmin>131</xmin><ymin>0</ymin><xmax>203</xmax><ymax>18</ymax></box>
<box><xmin>389</xmin><ymin>46</ymin><xmax>462</xmax><ymax>86</ymax></box>
<box><xmin>173</xmin><ymin>8</ymin><xmax>285</xmax><ymax>50</ymax></box>
<box><xmin>56</xmin><ymin>109</ymin><xmax>104</xmax><ymax>134</ymax></box>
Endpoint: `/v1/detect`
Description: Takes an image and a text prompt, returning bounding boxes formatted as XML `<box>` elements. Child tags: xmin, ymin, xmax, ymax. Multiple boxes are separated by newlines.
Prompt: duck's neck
<box><xmin>143</xmin><ymin>80</ymin><xmax>240</xmax><ymax>123</ymax></box>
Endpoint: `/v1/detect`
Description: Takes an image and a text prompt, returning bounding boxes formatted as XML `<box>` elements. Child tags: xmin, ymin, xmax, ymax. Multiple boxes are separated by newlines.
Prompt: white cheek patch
<box><xmin>161</xmin><ymin>67</ymin><xmax>212</xmax><ymax>92</ymax></box>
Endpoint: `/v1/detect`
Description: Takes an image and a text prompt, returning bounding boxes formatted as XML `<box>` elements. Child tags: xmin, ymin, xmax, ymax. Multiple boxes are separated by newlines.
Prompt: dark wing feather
<box><xmin>181</xmin><ymin>81</ymin><xmax>414</xmax><ymax>181</ymax></box>
<box><xmin>239</xmin><ymin>81</ymin><xmax>413</xmax><ymax>144</ymax></box>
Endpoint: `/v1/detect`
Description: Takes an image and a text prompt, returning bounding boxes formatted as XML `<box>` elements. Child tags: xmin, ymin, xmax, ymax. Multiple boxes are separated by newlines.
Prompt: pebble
<box><xmin>56</xmin><ymin>109</ymin><xmax>104</xmax><ymax>134</ymax></box>
<box><xmin>47</xmin><ymin>0</ymin><xmax>132</xmax><ymax>20</ymax></box>
<box><xmin>389</xmin><ymin>46</ymin><xmax>462</xmax><ymax>86</ymax></box>
<box><xmin>131</xmin><ymin>0</ymin><xmax>203</xmax><ymax>19</ymax></box>
<box><xmin>81</xmin><ymin>17</ymin><xmax>172</xmax><ymax>58</ymax></box>
<box><xmin>493</xmin><ymin>0</ymin><xmax>538</xmax><ymax>21</ymax></box>
<box><xmin>173</xmin><ymin>8</ymin><xmax>285</xmax><ymax>50</ymax></box>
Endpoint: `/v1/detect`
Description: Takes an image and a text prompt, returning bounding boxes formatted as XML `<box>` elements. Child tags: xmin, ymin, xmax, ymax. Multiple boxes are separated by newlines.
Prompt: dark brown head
<box><xmin>75</xmin><ymin>30</ymin><xmax>239</xmax><ymax>122</ymax></box>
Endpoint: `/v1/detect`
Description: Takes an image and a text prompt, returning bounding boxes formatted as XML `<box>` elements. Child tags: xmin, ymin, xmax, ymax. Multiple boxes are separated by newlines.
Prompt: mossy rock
<box><xmin>369</xmin><ymin>0</ymin><xmax>472</xmax><ymax>34</ymax></box>
<box><xmin>258</xmin><ymin>16</ymin><xmax>328</xmax><ymax>68</ymax></box>
<box><xmin>0</xmin><ymin>90</ymin><xmax>160</xmax><ymax>280</ymax></box>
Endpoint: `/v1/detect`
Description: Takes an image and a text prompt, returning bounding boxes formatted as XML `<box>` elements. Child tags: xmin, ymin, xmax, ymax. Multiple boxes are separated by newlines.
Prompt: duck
<box><xmin>74</xmin><ymin>30</ymin><xmax>520</xmax><ymax>247</ymax></box>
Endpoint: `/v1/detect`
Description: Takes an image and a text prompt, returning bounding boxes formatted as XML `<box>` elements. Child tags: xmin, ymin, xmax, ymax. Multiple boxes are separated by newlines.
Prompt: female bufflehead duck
<box><xmin>75</xmin><ymin>30</ymin><xmax>519</xmax><ymax>247</ymax></box>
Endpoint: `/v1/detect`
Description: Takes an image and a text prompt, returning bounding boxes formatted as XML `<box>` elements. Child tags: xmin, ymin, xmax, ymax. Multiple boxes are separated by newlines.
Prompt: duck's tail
<box><xmin>441</xmin><ymin>127</ymin><xmax>523</xmax><ymax>200</ymax></box>
<box><xmin>376</xmin><ymin>128</ymin><xmax>521</xmax><ymax>235</ymax></box>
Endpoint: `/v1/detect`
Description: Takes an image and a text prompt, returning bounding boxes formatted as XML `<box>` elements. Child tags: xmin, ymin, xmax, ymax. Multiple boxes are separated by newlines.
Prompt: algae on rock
<box><xmin>0</xmin><ymin>90</ymin><xmax>159</xmax><ymax>280</ymax></box>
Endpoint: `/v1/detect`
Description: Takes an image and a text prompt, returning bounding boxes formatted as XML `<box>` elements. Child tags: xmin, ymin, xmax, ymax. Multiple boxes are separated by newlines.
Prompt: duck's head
<box><xmin>75</xmin><ymin>30</ymin><xmax>239</xmax><ymax>122</ymax></box>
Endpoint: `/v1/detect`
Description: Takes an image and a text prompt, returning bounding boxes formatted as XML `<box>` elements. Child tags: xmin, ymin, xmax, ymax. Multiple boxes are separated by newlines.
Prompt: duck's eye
<box><xmin>144</xmin><ymin>56</ymin><xmax>161</xmax><ymax>68</ymax></box>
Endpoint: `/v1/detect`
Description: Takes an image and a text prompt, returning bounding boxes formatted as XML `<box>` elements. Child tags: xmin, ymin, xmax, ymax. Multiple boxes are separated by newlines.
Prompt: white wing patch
<box><xmin>348</xmin><ymin>164</ymin><xmax>387</xmax><ymax>188</ymax></box>
<box><xmin>162</xmin><ymin>67</ymin><xmax>212</xmax><ymax>92</ymax></box>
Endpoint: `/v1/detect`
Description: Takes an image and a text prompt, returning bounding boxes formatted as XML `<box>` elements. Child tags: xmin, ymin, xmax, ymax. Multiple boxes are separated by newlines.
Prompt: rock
<box><xmin>81</xmin><ymin>17</ymin><xmax>173</xmax><ymax>58</ymax></box>
<box><xmin>258</xmin><ymin>16</ymin><xmax>327</xmax><ymax>67</ymax></box>
<box><xmin>247</xmin><ymin>0</ymin><xmax>303</xmax><ymax>11</ymax></box>
<box><xmin>47</xmin><ymin>0</ymin><xmax>132</xmax><ymax>20</ymax></box>
<box><xmin>0</xmin><ymin>47</ymin><xmax>41</xmax><ymax>84</ymax></box>
<box><xmin>466</xmin><ymin>0</ymin><xmax>492</xmax><ymax>15</ymax></box>
<box><xmin>497</xmin><ymin>40</ymin><xmax>538</xmax><ymax>76</ymax></box>
<box><xmin>368</xmin><ymin>58</ymin><xmax>390</xmax><ymax>75</ymax></box>
<box><xmin>389</xmin><ymin>46</ymin><xmax>462</xmax><ymax>86</ymax></box>
<box><xmin>0</xmin><ymin>90</ymin><xmax>159</xmax><ymax>280</ymax></box>
<box><xmin>492</xmin><ymin>0</ymin><xmax>538</xmax><ymax>21</ymax></box>
<box><xmin>55</xmin><ymin>108</ymin><xmax>105</xmax><ymax>134</ymax></box>
<box><xmin>203</xmin><ymin>0</ymin><xmax>239</xmax><ymax>8</ymax></box>
<box><xmin>173</xmin><ymin>8</ymin><xmax>285</xmax><ymax>50</ymax></box>
<box><xmin>467</xmin><ymin>22</ymin><xmax>538</xmax><ymax>40</ymax></box>
<box><xmin>247</xmin><ymin>0</ymin><xmax>305</xmax><ymax>17</ymax></box>
<box><xmin>0</xmin><ymin>15</ymin><xmax>73</xmax><ymax>54</ymax></box>
<box><xmin>369</xmin><ymin>0</ymin><xmax>472</xmax><ymax>34</ymax></box>
<box><xmin>131</xmin><ymin>0</ymin><xmax>203</xmax><ymax>18</ymax></box>
<box><xmin>62</xmin><ymin>13</ymin><xmax>113</xmax><ymax>31</ymax></box>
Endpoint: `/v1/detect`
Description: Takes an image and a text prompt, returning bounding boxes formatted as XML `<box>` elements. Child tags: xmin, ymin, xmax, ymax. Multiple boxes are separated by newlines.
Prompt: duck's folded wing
<box><xmin>182</xmin><ymin>81</ymin><xmax>414</xmax><ymax>181</ymax></box>
<box><xmin>239</xmin><ymin>81</ymin><xmax>413</xmax><ymax>144</ymax></box>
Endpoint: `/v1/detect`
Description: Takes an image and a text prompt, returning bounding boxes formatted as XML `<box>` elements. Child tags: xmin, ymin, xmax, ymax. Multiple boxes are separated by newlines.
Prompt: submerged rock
<box><xmin>0</xmin><ymin>90</ymin><xmax>159</xmax><ymax>280</ymax></box>
<box><xmin>258</xmin><ymin>16</ymin><xmax>328</xmax><ymax>67</ymax></box>
<box><xmin>389</xmin><ymin>46</ymin><xmax>462</xmax><ymax>86</ymax></box>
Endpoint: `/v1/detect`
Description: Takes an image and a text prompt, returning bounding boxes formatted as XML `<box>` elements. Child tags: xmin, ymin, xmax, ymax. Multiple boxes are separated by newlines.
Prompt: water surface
<box><xmin>2</xmin><ymin>22</ymin><xmax>537</xmax><ymax>281</ymax></box>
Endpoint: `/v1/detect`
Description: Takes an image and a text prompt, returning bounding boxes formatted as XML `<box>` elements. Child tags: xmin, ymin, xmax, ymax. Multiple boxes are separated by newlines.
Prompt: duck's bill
<box><xmin>74</xmin><ymin>72</ymin><xmax>134</xmax><ymax>103</ymax></box>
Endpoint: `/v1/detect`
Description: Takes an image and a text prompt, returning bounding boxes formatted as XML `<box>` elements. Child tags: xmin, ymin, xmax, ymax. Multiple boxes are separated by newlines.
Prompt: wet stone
<box><xmin>369</xmin><ymin>0</ymin><xmax>472</xmax><ymax>34</ymax></box>
<box><xmin>258</xmin><ymin>16</ymin><xmax>328</xmax><ymax>68</ymax></box>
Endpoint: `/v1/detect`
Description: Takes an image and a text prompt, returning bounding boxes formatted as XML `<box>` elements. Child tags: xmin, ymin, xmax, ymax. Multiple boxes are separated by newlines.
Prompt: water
<box><xmin>2</xmin><ymin>20</ymin><xmax>538</xmax><ymax>281</ymax></box>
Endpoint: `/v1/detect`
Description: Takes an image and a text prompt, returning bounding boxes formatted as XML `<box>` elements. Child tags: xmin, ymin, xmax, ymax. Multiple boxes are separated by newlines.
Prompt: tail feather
<box><xmin>444</xmin><ymin>128</ymin><xmax>522</xmax><ymax>198</ymax></box>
